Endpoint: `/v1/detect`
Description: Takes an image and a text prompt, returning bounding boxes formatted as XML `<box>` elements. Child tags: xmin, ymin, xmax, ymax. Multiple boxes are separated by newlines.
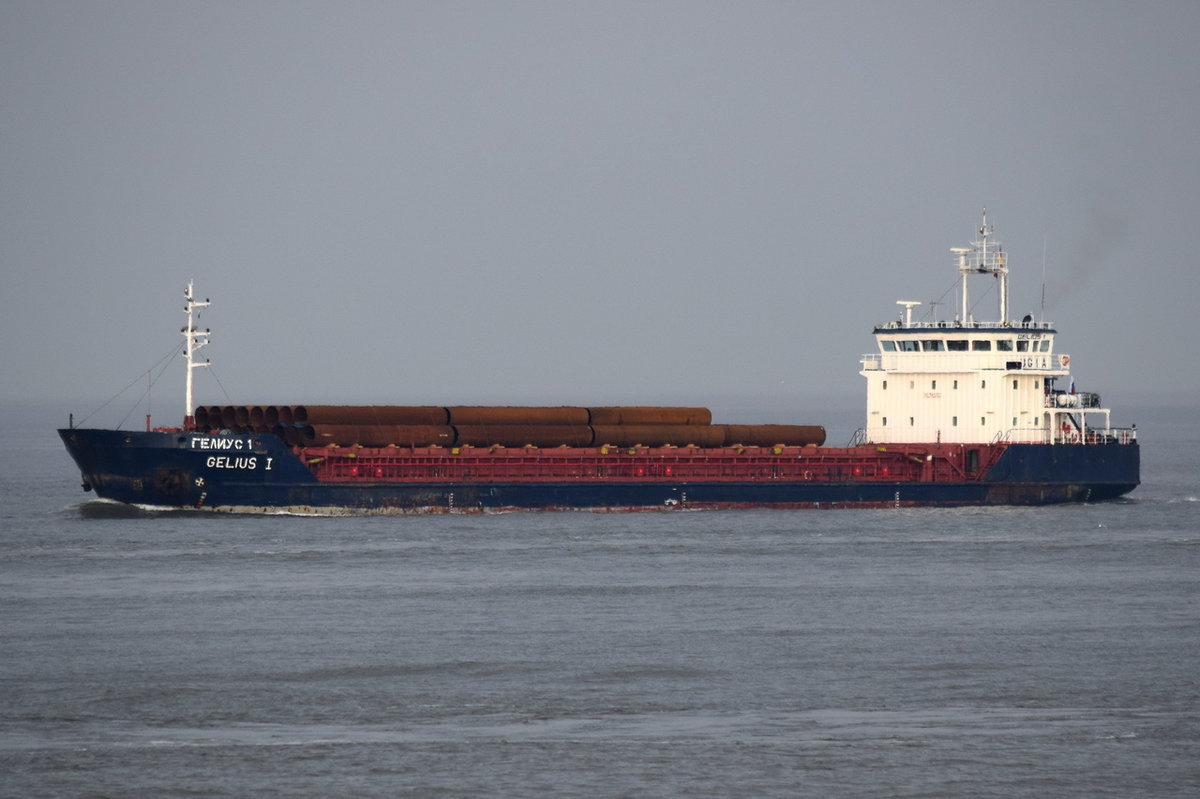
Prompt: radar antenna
<box><xmin>896</xmin><ymin>300</ymin><xmax>921</xmax><ymax>327</ymax></box>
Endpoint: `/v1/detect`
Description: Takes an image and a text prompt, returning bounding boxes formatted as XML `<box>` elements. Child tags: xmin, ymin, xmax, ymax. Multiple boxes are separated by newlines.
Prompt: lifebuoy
<box><xmin>1060</xmin><ymin>354</ymin><xmax>1070</xmax><ymax>367</ymax></box>
<box><xmin>803</xmin><ymin>470</ymin><xmax>813</xmax><ymax>481</ymax></box>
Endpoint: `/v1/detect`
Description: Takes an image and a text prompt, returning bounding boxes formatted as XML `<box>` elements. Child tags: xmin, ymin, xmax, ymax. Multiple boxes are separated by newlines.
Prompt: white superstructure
<box><xmin>860</xmin><ymin>212</ymin><xmax>1120</xmax><ymax>446</ymax></box>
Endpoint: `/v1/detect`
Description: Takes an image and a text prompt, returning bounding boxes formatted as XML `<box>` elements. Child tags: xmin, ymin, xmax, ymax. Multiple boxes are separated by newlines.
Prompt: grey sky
<box><xmin>3</xmin><ymin>1</ymin><xmax>1196</xmax><ymax>427</ymax></box>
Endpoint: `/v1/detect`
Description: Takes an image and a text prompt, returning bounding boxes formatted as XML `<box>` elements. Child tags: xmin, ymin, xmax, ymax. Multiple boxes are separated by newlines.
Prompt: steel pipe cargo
<box><xmin>446</xmin><ymin>407</ymin><xmax>591</xmax><ymax>426</ymax></box>
<box><xmin>590</xmin><ymin>425</ymin><xmax>726</xmax><ymax>447</ymax></box>
<box><xmin>451</xmin><ymin>424</ymin><xmax>595</xmax><ymax>448</ymax></box>
<box><xmin>720</xmin><ymin>425</ymin><xmax>826</xmax><ymax>447</ymax></box>
<box><xmin>208</xmin><ymin>403</ymin><xmax>823</xmax><ymax>448</ymax></box>
<box><xmin>292</xmin><ymin>406</ymin><xmax>450</xmax><ymax>425</ymax></box>
<box><xmin>587</xmin><ymin>407</ymin><xmax>713</xmax><ymax>426</ymax></box>
<box><xmin>302</xmin><ymin>424</ymin><xmax>456</xmax><ymax>447</ymax></box>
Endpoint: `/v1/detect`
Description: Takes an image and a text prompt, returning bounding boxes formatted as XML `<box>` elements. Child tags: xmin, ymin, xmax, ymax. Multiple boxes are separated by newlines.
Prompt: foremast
<box><xmin>181</xmin><ymin>281</ymin><xmax>210</xmax><ymax>430</ymax></box>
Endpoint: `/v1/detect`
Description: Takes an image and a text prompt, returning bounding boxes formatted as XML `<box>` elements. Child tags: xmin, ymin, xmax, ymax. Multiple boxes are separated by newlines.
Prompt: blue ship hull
<box><xmin>58</xmin><ymin>428</ymin><xmax>1139</xmax><ymax>513</ymax></box>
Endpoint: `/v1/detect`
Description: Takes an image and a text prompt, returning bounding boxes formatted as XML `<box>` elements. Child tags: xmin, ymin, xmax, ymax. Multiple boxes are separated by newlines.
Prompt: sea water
<box><xmin>1</xmin><ymin>402</ymin><xmax>1197</xmax><ymax>797</ymax></box>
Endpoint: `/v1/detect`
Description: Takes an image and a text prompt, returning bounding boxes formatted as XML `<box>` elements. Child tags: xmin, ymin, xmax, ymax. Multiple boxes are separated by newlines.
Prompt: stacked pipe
<box><xmin>194</xmin><ymin>405</ymin><xmax>826</xmax><ymax>448</ymax></box>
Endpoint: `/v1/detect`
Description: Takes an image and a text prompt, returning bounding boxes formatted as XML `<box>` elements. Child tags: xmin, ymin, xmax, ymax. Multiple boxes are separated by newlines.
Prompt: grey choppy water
<box><xmin>2</xmin><ymin>403</ymin><xmax>1197</xmax><ymax>797</ymax></box>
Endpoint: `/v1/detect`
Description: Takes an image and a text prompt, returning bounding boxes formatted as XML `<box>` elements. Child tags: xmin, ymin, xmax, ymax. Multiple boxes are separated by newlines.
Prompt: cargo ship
<box><xmin>59</xmin><ymin>213</ymin><xmax>1139</xmax><ymax>512</ymax></box>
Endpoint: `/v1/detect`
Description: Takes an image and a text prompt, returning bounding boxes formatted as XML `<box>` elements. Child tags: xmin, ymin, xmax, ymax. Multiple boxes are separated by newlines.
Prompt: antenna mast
<box><xmin>952</xmin><ymin>208</ymin><xmax>1009</xmax><ymax>324</ymax></box>
<box><xmin>181</xmin><ymin>281</ymin><xmax>210</xmax><ymax>430</ymax></box>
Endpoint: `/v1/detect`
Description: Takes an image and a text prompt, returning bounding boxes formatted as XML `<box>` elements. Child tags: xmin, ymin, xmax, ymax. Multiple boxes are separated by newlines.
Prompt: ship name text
<box><xmin>204</xmin><ymin>455</ymin><xmax>274</xmax><ymax>471</ymax></box>
<box><xmin>189</xmin><ymin>436</ymin><xmax>274</xmax><ymax>470</ymax></box>
<box><xmin>190</xmin><ymin>436</ymin><xmax>254</xmax><ymax>451</ymax></box>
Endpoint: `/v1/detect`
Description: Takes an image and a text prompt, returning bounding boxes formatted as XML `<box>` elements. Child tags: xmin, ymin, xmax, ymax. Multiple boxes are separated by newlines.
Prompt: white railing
<box><xmin>1054</xmin><ymin>428</ymin><xmax>1137</xmax><ymax>445</ymax></box>
<box><xmin>877</xmin><ymin>319</ymin><xmax>1054</xmax><ymax>331</ymax></box>
<box><xmin>997</xmin><ymin>427</ymin><xmax>1138</xmax><ymax>445</ymax></box>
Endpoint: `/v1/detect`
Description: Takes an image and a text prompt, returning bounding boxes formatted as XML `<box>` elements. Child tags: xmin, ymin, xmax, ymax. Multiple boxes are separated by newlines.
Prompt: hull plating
<box><xmin>59</xmin><ymin>429</ymin><xmax>1140</xmax><ymax>514</ymax></box>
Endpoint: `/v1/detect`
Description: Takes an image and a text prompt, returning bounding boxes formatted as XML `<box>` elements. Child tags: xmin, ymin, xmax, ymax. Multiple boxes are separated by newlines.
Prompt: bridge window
<box><xmin>922</xmin><ymin>340</ymin><xmax>945</xmax><ymax>351</ymax></box>
<box><xmin>1040</xmin><ymin>340</ymin><xmax>1051</xmax><ymax>352</ymax></box>
<box><xmin>1017</xmin><ymin>341</ymin><xmax>1029</xmax><ymax>352</ymax></box>
<box><xmin>899</xmin><ymin>340</ymin><xmax>919</xmax><ymax>352</ymax></box>
<box><xmin>947</xmin><ymin>340</ymin><xmax>968</xmax><ymax>351</ymax></box>
<box><xmin>997</xmin><ymin>340</ymin><xmax>1014</xmax><ymax>351</ymax></box>
<box><xmin>881</xmin><ymin>340</ymin><xmax>896</xmax><ymax>351</ymax></box>
<box><xmin>972</xmin><ymin>340</ymin><xmax>992</xmax><ymax>351</ymax></box>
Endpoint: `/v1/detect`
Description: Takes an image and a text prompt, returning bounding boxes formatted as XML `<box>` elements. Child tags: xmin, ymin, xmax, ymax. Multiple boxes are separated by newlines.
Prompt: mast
<box><xmin>953</xmin><ymin>246</ymin><xmax>971</xmax><ymax>323</ymax></box>
<box><xmin>952</xmin><ymin>209</ymin><xmax>1009</xmax><ymax>325</ymax></box>
<box><xmin>181</xmin><ymin>281</ymin><xmax>210</xmax><ymax>429</ymax></box>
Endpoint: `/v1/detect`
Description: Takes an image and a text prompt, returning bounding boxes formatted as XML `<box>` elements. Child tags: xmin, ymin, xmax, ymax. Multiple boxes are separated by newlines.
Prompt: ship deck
<box><xmin>296</xmin><ymin>442</ymin><xmax>1003</xmax><ymax>484</ymax></box>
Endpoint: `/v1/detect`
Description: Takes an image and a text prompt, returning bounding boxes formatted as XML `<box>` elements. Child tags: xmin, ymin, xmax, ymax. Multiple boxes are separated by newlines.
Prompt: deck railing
<box><xmin>996</xmin><ymin>427</ymin><xmax>1138</xmax><ymax>445</ymax></box>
